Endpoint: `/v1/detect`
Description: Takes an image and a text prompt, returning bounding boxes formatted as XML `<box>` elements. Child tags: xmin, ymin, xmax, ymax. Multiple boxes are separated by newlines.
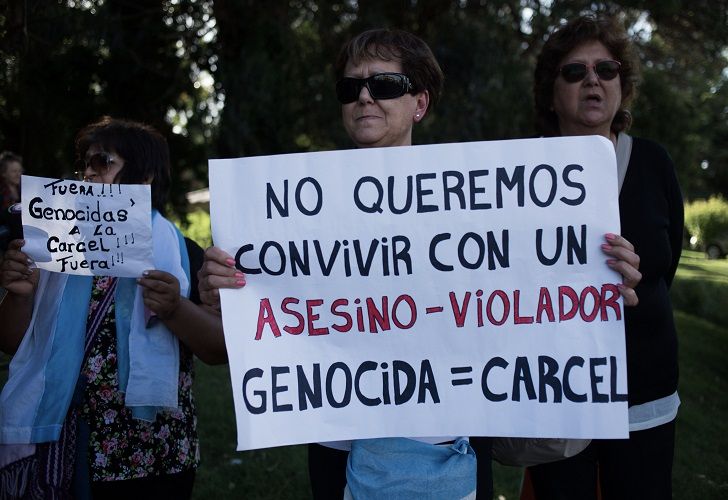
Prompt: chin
<box><xmin>353</xmin><ymin>134</ymin><xmax>385</xmax><ymax>148</ymax></box>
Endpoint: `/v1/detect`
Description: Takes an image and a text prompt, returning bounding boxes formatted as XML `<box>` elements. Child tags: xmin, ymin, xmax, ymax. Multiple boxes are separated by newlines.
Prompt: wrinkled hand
<box><xmin>602</xmin><ymin>233</ymin><xmax>641</xmax><ymax>306</ymax></box>
<box><xmin>137</xmin><ymin>270</ymin><xmax>181</xmax><ymax>320</ymax></box>
<box><xmin>0</xmin><ymin>239</ymin><xmax>39</xmax><ymax>297</ymax></box>
<box><xmin>197</xmin><ymin>246</ymin><xmax>245</xmax><ymax>311</ymax></box>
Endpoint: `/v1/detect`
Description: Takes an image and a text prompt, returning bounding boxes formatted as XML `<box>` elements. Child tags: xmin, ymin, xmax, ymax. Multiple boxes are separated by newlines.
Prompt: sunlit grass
<box><xmin>672</xmin><ymin>250</ymin><xmax>728</xmax><ymax>326</ymax></box>
<box><xmin>676</xmin><ymin>249</ymin><xmax>728</xmax><ymax>283</ymax></box>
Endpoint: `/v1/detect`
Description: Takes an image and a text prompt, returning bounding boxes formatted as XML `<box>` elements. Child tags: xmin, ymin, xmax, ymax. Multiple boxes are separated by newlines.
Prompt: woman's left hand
<box><xmin>137</xmin><ymin>270</ymin><xmax>181</xmax><ymax>320</ymax></box>
<box><xmin>602</xmin><ymin>233</ymin><xmax>641</xmax><ymax>306</ymax></box>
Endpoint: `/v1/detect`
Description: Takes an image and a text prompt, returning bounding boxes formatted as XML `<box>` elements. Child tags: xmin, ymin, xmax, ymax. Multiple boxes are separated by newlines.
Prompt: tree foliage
<box><xmin>0</xmin><ymin>0</ymin><xmax>212</xmax><ymax>213</ymax></box>
<box><xmin>1</xmin><ymin>0</ymin><xmax>726</xmax><ymax>215</ymax></box>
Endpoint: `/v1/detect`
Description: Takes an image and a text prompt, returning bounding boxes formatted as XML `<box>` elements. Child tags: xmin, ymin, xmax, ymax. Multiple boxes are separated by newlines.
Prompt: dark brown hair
<box><xmin>334</xmin><ymin>28</ymin><xmax>444</xmax><ymax>110</ymax></box>
<box><xmin>75</xmin><ymin>116</ymin><xmax>171</xmax><ymax>212</ymax></box>
<box><xmin>534</xmin><ymin>15</ymin><xmax>640</xmax><ymax>136</ymax></box>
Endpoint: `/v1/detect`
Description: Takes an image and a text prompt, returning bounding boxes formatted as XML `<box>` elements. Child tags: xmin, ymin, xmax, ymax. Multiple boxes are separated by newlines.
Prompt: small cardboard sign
<box><xmin>20</xmin><ymin>175</ymin><xmax>153</xmax><ymax>277</ymax></box>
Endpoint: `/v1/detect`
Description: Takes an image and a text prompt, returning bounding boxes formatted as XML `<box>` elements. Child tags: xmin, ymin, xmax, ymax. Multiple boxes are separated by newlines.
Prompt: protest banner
<box><xmin>209</xmin><ymin>136</ymin><xmax>629</xmax><ymax>451</ymax></box>
<box><xmin>20</xmin><ymin>175</ymin><xmax>153</xmax><ymax>277</ymax></box>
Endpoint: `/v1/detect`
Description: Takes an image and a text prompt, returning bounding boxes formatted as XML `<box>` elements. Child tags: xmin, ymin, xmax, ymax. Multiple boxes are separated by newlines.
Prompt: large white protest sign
<box><xmin>20</xmin><ymin>175</ymin><xmax>153</xmax><ymax>277</ymax></box>
<box><xmin>209</xmin><ymin>136</ymin><xmax>629</xmax><ymax>451</ymax></box>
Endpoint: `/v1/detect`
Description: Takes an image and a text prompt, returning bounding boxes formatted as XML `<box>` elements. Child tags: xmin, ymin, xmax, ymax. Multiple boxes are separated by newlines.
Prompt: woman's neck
<box><xmin>559</xmin><ymin>125</ymin><xmax>617</xmax><ymax>149</ymax></box>
<box><xmin>609</xmin><ymin>131</ymin><xmax>618</xmax><ymax>149</ymax></box>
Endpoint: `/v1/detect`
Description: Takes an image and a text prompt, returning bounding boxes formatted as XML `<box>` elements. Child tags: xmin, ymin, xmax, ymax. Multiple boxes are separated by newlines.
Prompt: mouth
<box><xmin>584</xmin><ymin>93</ymin><xmax>603</xmax><ymax>103</ymax></box>
<box><xmin>355</xmin><ymin>115</ymin><xmax>382</xmax><ymax>121</ymax></box>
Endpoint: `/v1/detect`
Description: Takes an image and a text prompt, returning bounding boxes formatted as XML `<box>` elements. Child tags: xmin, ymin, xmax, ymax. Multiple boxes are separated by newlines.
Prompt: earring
<box><xmin>415</xmin><ymin>114</ymin><xmax>420</xmax><ymax>119</ymax></box>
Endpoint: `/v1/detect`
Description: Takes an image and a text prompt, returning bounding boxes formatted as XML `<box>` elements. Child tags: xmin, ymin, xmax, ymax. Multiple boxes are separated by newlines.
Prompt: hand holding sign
<box><xmin>0</xmin><ymin>239</ymin><xmax>39</xmax><ymax>297</ymax></box>
<box><xmin>20</xmin><ymin>175</ymin><xmax>153</xmax><ymax>277</ymax></box>
<box><xmin>198</xmin><ymin>246</ymin><xmax>246</xmax><ymax>311</ymax></box>
<box><xmin>602</xmin><ymin>233</ymin><xmax>642</xmax><ymax>306</ymax></box>
<box><xmin>137</xmin><ymin>269</ymin><xmax>182</xmax><ymax>320</ymax></box>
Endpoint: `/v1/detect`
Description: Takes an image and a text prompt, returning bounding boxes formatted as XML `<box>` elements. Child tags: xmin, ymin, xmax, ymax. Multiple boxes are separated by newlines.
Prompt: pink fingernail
<box><xmin>236</xmin><ymin>279</ymin><xmax>245</xmax><ymax>286</ymax></box>
<box><xmin>234</xmin><ymin>272</ymin><xmax>244</xmax><ymax>278</ymax></box>
<box><xmin>601</xmin><ymin>244</ymin><xmax>611</xmax><ymax>251</ymax></box>
<box><xmin>606</xmin><ymin>259</ymin><xmax>617</xmax><ymax>265</ymax></box>
<box><xmin>605</xmin><ymin>233</ymin><xmax>616</xmax><ymax>240</ymax></box>
<box><xmin>226</xmin><ymin>258</ymin><xmax>235</xmax><ymax>266</ymax></box>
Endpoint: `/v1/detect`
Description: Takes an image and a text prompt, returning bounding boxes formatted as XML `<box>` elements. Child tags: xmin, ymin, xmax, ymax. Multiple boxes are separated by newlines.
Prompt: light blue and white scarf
<box><xmin>345</xmin><ymin>437</ymin><xmax>477</xmax><ymax>500</ymax></box>
<box><xmin>0</xmin><ymin>212</ymin><xmax>189</xmax><ymax>444</ymax></box>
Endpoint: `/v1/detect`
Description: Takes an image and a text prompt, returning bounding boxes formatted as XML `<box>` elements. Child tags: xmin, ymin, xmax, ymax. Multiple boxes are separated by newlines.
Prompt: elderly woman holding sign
<box><xmin>526</xmin><ymin>16</ymin><xmax>684</xmax><ymax>500</ymax></box>
<box><xmin>199</xmin><ymin>28</ymin><xmax>488</xmax><ymax>499</ymax></box>
<box><xmin>0</xmin><ymin>117</ymin><xmax>225</xmax><ymax>498</ymax></box>
<box><xmin>198</xmin><ymin>27</ymin><xmax>645</xmax><ymax>500</ymax></box>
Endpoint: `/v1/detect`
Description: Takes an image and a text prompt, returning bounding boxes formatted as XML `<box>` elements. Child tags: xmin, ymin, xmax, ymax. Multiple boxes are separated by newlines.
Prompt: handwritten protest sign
<box><xmin>209</xmin><ymin>136</ymin><xmax>629</xmax><ymax>451</ymax></box>
<box><xmin>20</xmin><ymin>175</ymin><xmax>153</xmax><ymax>277</ymax></box>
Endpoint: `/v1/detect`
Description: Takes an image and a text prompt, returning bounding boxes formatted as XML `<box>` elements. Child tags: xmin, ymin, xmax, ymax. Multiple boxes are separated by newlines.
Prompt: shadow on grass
<box><xmin>671</xmin><ymin>277</ymin><xmax>728</xmax><ymax>326</ymax></box>
<box><xmin>673</xmin><ymin>311</ymin><xmax>728</xmax><ymax>498</ymax></box>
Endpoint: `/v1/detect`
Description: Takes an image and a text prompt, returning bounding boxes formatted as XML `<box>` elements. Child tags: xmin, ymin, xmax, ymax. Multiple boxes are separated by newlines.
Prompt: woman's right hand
<box><xmin>0</xmin><ymin>239</ymin><xmax>39</xmax><ymax>297</ymax></box>
<box><xmin>197</xmin><ymin>246</ymin><xmax>246</xmax><ymax>311</ymax></box>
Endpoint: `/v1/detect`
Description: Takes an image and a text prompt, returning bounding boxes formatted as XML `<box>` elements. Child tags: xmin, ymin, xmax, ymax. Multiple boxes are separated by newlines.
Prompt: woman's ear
<box><xmin>413</xmin><ymin>90</ymin><xmax>430</xmax><ymax>123</ymax></box>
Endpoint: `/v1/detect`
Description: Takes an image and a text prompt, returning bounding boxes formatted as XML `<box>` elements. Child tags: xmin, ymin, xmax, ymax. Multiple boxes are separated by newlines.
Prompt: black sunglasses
<box><xmin>74</xmin><ymin>152</ymin><xmax>117</xmax><ymax>181</ymax></box>
<box><xmin>558</xmin><ymin>60</ymin><xmax>621</xmax><ymax>83</ymax></box>
<box><xmin>336</xmin><ymin>73</ymin><xmax>414</xmax><ymax>104</ymax></box>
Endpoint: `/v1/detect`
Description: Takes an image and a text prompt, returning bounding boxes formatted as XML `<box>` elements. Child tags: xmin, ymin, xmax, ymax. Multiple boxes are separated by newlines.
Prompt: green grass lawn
<box><xmin>676</xmin><ymin>250</ymin><xmax>728</xmax><ymax>283</ymax></box>
<box><xmin>671</xmin><ymin>250</ymin><xmax>728</xmax><ymax>326</ymax></box>
<box><xmin>191</xmin><ymin>250</ymin><xmax>728</xmax><ymax>499</ymax></box>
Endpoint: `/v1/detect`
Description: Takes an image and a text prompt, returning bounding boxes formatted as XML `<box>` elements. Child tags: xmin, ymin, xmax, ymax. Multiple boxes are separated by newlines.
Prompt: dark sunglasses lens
<box><xmin>368</xmin><ymin>74</ymin><xmax>407</xmax><ymax>99</ymax></box>
<box><xmin>595</xmin><ymin>61</ymin><xmax>620</xmax><ymax>80</ymax></box>
<box><xmin>560</xmin><ymin>63</ymin><xmax>587</xmax><ymax>83</ymax></box>
<box><xmin>336</xmin><ymin>74</ymin><xmax>410</xmax><ymax>103</ymax></box>
<box><xmin>88</xmin><ymin>153</ymin><xmax>111</xmax><ymax>171</ymax></box>
<box><xmin>336</xmin><ymin>79</ymin><xmax>361</xmax><ymax>104</ymax></box>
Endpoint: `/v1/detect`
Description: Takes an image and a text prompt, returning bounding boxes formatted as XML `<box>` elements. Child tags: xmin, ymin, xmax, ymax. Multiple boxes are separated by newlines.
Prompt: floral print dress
<box><xmin>78</xmin><ymin>276</ymin><xmax>200</xmax><ymax>482</ymax></box>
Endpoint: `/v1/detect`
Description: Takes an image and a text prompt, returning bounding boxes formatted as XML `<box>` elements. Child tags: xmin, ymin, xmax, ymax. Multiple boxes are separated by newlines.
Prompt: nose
<box><xmin>583</xmin><ymin>66</ymin><xmax>600</xmax><ymax>85</ymax></box>
<box><xmin>83</xmin><ymin>165</ymin><xmax>97</xmax><ymax>181</ymax></box>
<box><xmin>358</xmin><ymin>83</ymin><xmax>374</xmax><ymax>103</ymax></box>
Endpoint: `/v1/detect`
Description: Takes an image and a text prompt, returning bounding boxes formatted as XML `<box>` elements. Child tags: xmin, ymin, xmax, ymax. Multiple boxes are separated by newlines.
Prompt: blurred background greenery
<box><xmin>2</xmin><ymin>1</ymin><xmax>728</xmax><ymax>498</ymax></box>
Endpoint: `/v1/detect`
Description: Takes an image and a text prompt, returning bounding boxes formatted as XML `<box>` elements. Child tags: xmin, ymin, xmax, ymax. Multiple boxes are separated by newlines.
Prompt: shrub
<box><xmin>180</xmin><ymin>209</ymin><xmax>212</xmax><ymax>249</ymax></box>
<box><xmin>684</xmin><ymin>196</ymin><xmax>728</xmax><ymax>246</ymax></box>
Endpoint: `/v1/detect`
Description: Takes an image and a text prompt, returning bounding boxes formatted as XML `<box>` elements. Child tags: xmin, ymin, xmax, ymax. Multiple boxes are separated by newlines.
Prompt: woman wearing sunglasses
<box><xmin>198</xmin><ymin>29</ymin><xmax>493</xmax><ymax>499</ymax></box>
<box><xmin>526</xmin><ymin>16</ymin><xmax>684</xmax><ymax>500</ymax></box>
<box><xmin>331</xmin><ymin>29</ymin><xmax>487</xmax><ymax>500</ymax></box>
<box><xmin>200</xmin><ymin>25</ymin><xmax>648</xmax><ymax>499</ymax></box>
<box><xmin>0</xmin><ymin>117</ymin><xmax>226</xmax><ymax>499</ymax></box>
